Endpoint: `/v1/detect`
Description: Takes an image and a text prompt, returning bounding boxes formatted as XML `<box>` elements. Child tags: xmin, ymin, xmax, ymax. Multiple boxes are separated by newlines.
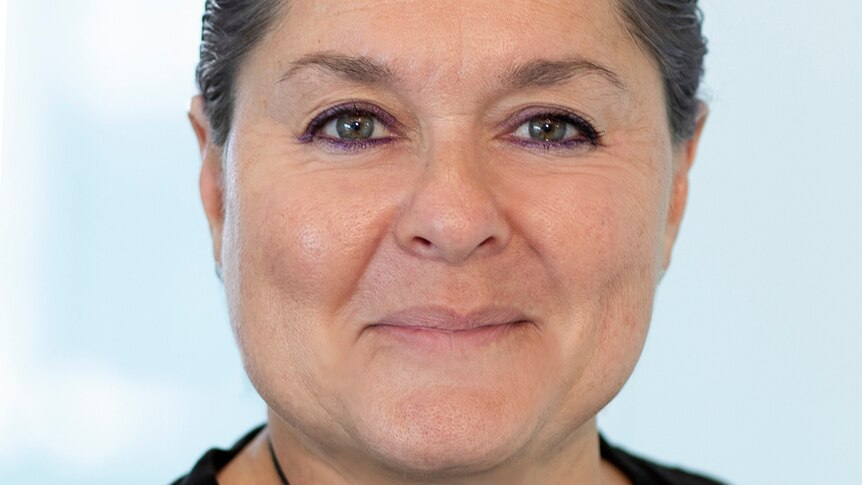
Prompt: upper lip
<box><xmin>371</xmin><ymin>305</ymin><xmax>530</xmax><ymax>332</ymax></box>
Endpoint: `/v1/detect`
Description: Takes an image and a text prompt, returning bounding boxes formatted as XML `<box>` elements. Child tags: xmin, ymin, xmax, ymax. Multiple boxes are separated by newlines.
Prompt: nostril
<box><xmin>409</xmin><ymin>234</ymin><xmax>500</xmax><ymax>261</ymax></box>
<box><xmin>413</xmin><ymin>236</ymin><xmax>434</xmax><ymax>251</ymax></box>
<box><xmin>478</xmin><ymin>236</ymin><xmax>495</xmax><ymax>248</ymax></box>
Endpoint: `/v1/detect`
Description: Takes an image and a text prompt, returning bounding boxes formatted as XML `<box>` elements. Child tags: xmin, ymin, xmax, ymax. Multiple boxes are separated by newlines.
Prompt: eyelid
<box><xmin>298</xmin><ymin>101</ymin><xmax>405</xmax><ymax>143</ymax></box>
<box><xmin>499</xmin><ymin>106</ymin><xmax>604</xmax><ymax>148</ymax></box>
<box><xmin>299</xmin><ymin>102</ymin><xmax>603</xmax><ymax>154</ymax></box>
<box><xmin>501</xmin><ymin>106</ymin><xmax>599</xmax><ymax>135</ymax></box>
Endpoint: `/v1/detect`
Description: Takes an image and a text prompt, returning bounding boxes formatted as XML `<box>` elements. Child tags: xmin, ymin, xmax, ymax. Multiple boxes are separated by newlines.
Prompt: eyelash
<box><xmin>298</xmin><ymin>103</ymin><xmax>603</xmax><ymax>152</ymax></box>
<box><xmin>503</xmin><ymin>109</ymin><xmax>603</xmax><ymax>151</ymax></box>
<box><xmin>298</xmin><ymin>102</ymin><xmax>399</xmax><ymax>152</ymax></box>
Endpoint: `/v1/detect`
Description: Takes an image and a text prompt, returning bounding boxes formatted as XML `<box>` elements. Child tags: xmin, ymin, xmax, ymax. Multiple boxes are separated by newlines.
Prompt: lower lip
<box><xmin>368</xmin><ymin>322</ymin><xmax>529</xmax><ymax>352</ymax></box>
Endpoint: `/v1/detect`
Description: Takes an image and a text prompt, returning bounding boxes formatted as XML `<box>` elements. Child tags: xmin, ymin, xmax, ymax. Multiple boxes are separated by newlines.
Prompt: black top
<box><xmin>171</xmin><ymin>425</ymin><xmax>725</xmax><ymax>485</ymax></box>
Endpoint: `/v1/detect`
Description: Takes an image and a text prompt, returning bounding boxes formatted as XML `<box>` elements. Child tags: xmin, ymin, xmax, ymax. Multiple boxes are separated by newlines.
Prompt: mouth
<box><xmin>366</xmin><ymin>306</ymin><xmax>533</xmax><ymax>351</ymax></box>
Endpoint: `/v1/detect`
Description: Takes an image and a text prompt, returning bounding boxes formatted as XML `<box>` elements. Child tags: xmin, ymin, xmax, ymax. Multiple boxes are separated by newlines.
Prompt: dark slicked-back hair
<box><xmin>195</xmin><ymin>0</ymin><xmax>706</xmax><ymax>146</ymax></box>
<box><xmin>619</xmin><ymin>0</ymin><xmax>707</xmax><ymax>143</ymax></box>
<box><xmin>196</xmin><ymin>0</ymin><xmax>284</xmax><ymax>146</ymax></box>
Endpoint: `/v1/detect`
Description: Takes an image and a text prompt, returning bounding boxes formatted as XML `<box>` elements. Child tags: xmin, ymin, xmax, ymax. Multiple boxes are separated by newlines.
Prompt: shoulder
<box><xmin>170</xmin><ymin>425</ymin><xmax>266</xmax><ymax>485</ymax></box>
<box><xmin>600</xmin><ymin>435</ymin><xmax>727</xmax><ymax>485</ymax></box>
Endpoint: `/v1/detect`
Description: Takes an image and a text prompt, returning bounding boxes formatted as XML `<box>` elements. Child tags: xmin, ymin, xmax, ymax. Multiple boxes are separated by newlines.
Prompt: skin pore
<box><xmin>189</xmin><ymin>0</ymin><xmax>706</xmax><ymax>484</ymax></box>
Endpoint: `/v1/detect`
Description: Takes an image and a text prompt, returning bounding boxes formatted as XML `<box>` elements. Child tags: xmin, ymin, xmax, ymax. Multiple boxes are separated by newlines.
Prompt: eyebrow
<box><xmin>280</xmin><ymin>52</ymin><xmax>626</xmax><ymax>93</ymax></box>
<box><xmin>280</xmin><ymin>52</ymin><xmax>395</xmax><ymax>85</ymax></box>
<box><xmin>505</xmin><ymin>58</ymin><xmax>627</xmax><ymax>92</ymax></box>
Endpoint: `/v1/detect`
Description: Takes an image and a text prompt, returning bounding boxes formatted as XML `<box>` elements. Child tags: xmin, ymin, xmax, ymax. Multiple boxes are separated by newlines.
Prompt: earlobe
<box><xmin>661</xmin><ymin>103</ymin><xmax>709</xmax><ymax>272</ymax></box>
<box><xmin>188</xmin><ymin>96</ymin><xmax>226</xmax><ymax>265</ymax></box>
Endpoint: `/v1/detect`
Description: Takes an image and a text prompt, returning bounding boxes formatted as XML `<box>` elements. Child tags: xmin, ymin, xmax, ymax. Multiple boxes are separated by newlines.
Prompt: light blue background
<box><xmin>1</xmin><ymin>1</ymin><xmax>860</xmax><ymax>483</ymax></box>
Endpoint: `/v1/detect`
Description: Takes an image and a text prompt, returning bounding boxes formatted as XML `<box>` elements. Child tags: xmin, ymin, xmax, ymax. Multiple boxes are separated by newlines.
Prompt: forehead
<box><xmin>246</xmin><ymin>0</ymin><xmax>653</xmax><ymax>95</ymax></box>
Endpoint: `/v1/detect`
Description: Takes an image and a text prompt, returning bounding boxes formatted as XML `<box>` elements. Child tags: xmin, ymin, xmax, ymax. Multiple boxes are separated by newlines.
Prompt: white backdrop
<box><xmin>1</xmin><ymin>1</ymin><xmax>860</xmax><ymax>483</ymax></box>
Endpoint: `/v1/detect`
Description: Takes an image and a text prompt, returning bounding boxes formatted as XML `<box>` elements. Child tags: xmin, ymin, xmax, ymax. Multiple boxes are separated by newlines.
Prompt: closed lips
<box><xmin>369</xmin><ymin>305</ymin><xmax>531</xmax><ymax>331</ymax></box>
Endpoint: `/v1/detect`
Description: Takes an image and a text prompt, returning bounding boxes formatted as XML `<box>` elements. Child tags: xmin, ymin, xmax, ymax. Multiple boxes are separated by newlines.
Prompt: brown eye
<box><xmin>527</xmin><ymin>117</ymin><xmax>571</xmax><ymax>142</ymax></box>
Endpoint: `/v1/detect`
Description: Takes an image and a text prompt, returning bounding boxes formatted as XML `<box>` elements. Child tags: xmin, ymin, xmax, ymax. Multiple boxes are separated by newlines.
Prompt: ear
<box><xmin>189</xmin><ymin>95</ymin><xmax>225</xmax><ymax>266</ymax></box>
<box><xmin>661</xmin><ymin>103</ymin><xmax>708</xmax><ymax>273</ymax></box>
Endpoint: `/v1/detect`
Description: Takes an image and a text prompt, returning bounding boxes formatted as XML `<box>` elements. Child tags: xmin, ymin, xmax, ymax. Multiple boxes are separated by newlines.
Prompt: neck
<box><xmin>265</xmin><ymin>409</ymin><xmax>620</xmax><ymax>485</ymax></box>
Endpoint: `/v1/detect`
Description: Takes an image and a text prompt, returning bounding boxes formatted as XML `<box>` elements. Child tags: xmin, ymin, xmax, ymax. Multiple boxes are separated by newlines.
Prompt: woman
<box><xmin>176</xmin><ymin>0</ymin><xmax>719</xmax><ymax>483</ymax></box>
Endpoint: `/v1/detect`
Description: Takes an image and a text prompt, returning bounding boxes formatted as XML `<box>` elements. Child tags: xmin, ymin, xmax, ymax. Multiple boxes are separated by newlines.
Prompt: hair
<box><xmin>196</xmin><ymin>0</ymin><xmax>706</xmax><ymax>146</ymax></box>
<box><xmin>618</xmin><ymin>0</ymin><xmax>707</xmax><ymax>143</ymax></box>
<box><xmin>196</xmin><ymin>0</ymin><xmax>284</xmax><ymax>146</ymax></box>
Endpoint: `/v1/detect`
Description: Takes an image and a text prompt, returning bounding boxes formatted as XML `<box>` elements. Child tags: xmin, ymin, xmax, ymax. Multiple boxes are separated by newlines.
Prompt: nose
<box><xmin>394</xmin><ymin>142</ymin><xmax>512</xmax><ymax>265</ymax></box>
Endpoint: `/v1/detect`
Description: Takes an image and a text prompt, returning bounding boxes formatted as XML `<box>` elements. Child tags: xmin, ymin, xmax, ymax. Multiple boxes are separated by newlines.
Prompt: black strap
<box><xmin>267</xmin><ymin>437</ymin><xmax>291</xmax><ymax>485</ymax></box>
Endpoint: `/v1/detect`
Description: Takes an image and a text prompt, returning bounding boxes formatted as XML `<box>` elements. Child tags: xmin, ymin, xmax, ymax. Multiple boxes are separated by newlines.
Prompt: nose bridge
<box><xmin>394</xmin><ymin>131</ymin><xmax>512</xmax><ymax>264</ymax></box>
<box><xmin>424</xmin><ymin>134</ymin><xmax>487</xmax><ymax>204</ymax></box>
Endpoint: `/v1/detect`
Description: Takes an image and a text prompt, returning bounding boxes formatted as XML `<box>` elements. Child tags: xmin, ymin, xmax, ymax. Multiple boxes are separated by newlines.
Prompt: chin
<box><xmin>351</xmin><ymin>386</ymin><xmax>538</xmax><ymax>479</ymax></box>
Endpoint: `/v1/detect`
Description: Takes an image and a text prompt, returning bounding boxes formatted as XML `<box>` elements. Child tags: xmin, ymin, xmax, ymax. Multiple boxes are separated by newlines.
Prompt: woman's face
<box><xmin>195</xmin><ymin>0</ymin><xmax>699</xmax><ymax>478</ymax></box>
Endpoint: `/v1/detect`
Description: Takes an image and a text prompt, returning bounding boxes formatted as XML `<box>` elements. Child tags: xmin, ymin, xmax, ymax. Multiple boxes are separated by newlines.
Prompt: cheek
<box><xmin>234</xmin><ymin>172</ymin><xmax>384</xmax><ymax>312</ymax></box>
<box><xmin>224</xmin><ymin>158</ymin><xmax>421</xmax><ymax>371</ymax></box>
<box><xmin>515</xmin><ymin>169</ymin><xmax>667</xmax><ymax>298</ymax></box>
<box><xmin>221</xmin><ymin>164</ymin><xmax>402</xmax><ymax>419</ymax></box>
<box><xmin>508</xmin><ymin>163</ymin><xmax>670</xmax><ymax>397</ymax></box>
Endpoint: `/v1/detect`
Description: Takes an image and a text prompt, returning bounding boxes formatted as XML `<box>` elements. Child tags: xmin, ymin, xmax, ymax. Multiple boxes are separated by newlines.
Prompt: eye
<box><xmin>299</xmin><ymin>103</ymin><xmax>399</xmax><ymax>151</ymax></box>
<box><xmin>508</xmin><ymin>112</ymin><xmax>601</xmax><ymax>150</ymax></box>
<box><xmin>525</xmin><ymin>117</ymin><xmax>570</xmax><ymax>142</ymax></box>
<box><xmin>321</xmin><ymin>112</ymin><xmax>389</xmax><ymax>141</ymax></box>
